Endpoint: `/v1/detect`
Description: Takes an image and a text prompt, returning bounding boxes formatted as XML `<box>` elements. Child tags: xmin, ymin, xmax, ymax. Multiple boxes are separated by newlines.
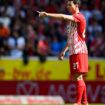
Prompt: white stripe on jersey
<box><xmin>66</xmin><ymin>21</ymin><xmax>88</xmax><ymax>55</ymax></box>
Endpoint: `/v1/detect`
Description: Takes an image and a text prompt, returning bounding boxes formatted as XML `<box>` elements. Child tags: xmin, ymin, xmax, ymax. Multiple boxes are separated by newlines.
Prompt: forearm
<box><xmin>46</xmin><ymin>13</ymin><xmax>65</xmax><ymax>19</ymax></box>
<box><xmin>46</xmin><ymin>13</ymin><xmax>74</xmax><ymax>21</ymax></box>
<box><xmin>62</xmin><ymin>43</ymin><xmax>69</xmax><ymax>54</ymax></box>
<box><xmin>38</xmin><ymin>11</ymin><xmax>75</xmax><ymax>21</ymax></box>
<box><xmin>58</xmin><ymin>42</ymin><xmax>69</xmax><ymax>60</ymax></box>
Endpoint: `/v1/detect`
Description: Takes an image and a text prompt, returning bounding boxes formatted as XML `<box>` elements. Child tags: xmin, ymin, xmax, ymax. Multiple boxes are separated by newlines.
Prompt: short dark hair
<box><xmin>73</xmin><ymin>0</ymin><xmax>81</xmax><ymax>5</ymax></box>
<box><xmin>68</xmin><ymin>0</ymin><xmax>81</xmax><ymax>6</ymax></box>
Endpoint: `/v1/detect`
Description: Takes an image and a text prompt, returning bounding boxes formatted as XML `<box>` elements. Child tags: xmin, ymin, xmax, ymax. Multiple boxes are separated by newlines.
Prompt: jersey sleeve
<box><xmin>73</xmin><ymin>13</ymin><xmax>86</xmax><ymax>39</ymax></box>
<box><xmin>73</xmin><ymin>13</ymin><xmax>83</xmax><ymax>23</ymax></box>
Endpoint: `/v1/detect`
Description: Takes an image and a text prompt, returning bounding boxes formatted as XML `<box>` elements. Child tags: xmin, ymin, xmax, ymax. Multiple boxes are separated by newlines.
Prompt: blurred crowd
<box><xmin>0</xmin><ymin>0</ymin><xmax>105</xmax><ymax>61</ymax></box>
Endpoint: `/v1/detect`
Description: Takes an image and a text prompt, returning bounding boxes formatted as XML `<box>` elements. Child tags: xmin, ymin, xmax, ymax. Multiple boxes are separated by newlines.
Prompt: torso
<box><xmin>66</xmin><ymin>20</ymin><xmax>88</xmax><ymax>55</ymax></box>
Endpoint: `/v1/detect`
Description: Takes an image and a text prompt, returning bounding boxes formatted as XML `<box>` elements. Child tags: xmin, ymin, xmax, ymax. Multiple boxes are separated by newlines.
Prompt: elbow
<box><xmin>66</xmin><ymin>43</ymin><xmax>69</xmax><ymax>47</ymax></box>
<box><xmin>61</xmin><ymin>14</ymin><xmax>66</xmax><ymax>20</ymax></box>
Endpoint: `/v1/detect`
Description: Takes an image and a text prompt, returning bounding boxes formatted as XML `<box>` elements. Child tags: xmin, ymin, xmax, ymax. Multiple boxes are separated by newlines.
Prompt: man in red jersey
<box><xmin>38</xmin><ymin>0</ymin><xmax>88</xmax><ymax>105</ymax></box>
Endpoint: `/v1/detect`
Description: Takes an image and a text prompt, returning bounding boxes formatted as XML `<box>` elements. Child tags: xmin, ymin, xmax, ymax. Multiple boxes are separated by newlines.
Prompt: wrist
<box><xmin>63</xmin><ymin>51</ymin><xmax>66</xmax><ymax>55</ymax></box>
<box><xmin>46</xmin><ymin>13</ymin><xmax>49</xmax><ymax>17</ymax></box>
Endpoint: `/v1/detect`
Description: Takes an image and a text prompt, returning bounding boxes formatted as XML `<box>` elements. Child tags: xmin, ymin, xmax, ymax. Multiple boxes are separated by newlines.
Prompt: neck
<box><xmin>73</xmin><ymin>7</ymin><xmax>80</xmax><ymax>14</ymax></box>
<box><xmin>76</xmin><ymin>8</ymin><xmax>80</xmax><ymax>13</ymax></box>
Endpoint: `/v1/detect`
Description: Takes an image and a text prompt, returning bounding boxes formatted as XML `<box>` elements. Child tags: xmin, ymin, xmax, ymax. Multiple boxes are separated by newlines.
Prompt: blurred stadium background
<box><xmin>0</xmin><ymin>0</ymin><xmax>105</xmax><ymax>104</ymax></box>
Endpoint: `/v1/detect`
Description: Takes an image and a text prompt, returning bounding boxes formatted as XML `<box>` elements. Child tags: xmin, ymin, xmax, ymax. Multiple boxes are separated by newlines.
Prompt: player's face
<box><xmin>67</xmin><ymin>1</ymin><xmax>77</xmax><ymax>14</ymax></box>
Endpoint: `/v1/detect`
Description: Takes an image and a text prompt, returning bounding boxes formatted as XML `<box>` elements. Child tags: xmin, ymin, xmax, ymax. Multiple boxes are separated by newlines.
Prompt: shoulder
<box><xmin>79</xmin><ymin>12</ymin><xmax>86</xmax><ymax>19</ymax></box>
<box><xmin>73</xmin><ymin>12</ymin><xmax>86</xmax><ymax>23</ymax></box>
<box><xmin>74</xmin><ymin>12</ymin><xmax>85</xmax><ymax>19</ymax></box>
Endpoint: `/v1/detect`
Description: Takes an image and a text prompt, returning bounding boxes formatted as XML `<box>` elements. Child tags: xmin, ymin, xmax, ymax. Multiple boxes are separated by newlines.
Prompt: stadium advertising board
<box><xmin>0</xmin><ymin>58</ymin><xmax>105</xmax><ymax>81</ymax></box>
<box><xmin>0</xmin><ymin>96</ymin><xmax>64</xmax><ymax>104</ymax></box>
<box><xmin>0</xmin><ymin>81</ymin><xmax>104</xmax><ymax>103</ymax></box>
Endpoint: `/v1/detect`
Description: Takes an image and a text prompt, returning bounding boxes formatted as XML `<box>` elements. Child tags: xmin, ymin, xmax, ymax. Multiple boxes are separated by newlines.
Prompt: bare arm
<box><xmin>58</xmin><ymin>42</ymin><xmax>69</xmax><ymax>60</ymax></box>
<box><xmin>61</xmin><ymin>43</ymin><xmax>69</xmax><ymax>55</ymax></box>
<box><xmin>38</xmin><ymin>11</ymin><xmax>75</xmax><ymax>21</ymax></box>
<box><xmin>46</xmin><ymin>13</ymin><xmax>74</xmax><ymax>21</ymax></box>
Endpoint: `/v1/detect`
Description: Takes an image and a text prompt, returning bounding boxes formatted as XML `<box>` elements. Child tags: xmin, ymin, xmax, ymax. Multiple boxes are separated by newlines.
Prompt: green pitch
<box><xmin>63</xmin><ymin>104</ymin><xmax>102</xmax><ymax>105</ymax></box>
<box><xmin>0</xmin><ymin>104</ymin><xmax>105</xmax><ymax>105</ymax></box>
<box><xmin>68</xmin><ymin>104</ymin><xmax>104</xmax><ymax>105</ymax></box>
<box><xmin>54</xmin><ymin>104</ymin><xmax>102</xmax><ymax>105</ymax></box>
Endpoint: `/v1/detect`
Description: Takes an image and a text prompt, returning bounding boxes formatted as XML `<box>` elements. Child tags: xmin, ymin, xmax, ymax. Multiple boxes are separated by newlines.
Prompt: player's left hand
<box><xmin>58</xmin><ymin>51</ymin><xmax>65</xmax><ymax>60</ymax></box>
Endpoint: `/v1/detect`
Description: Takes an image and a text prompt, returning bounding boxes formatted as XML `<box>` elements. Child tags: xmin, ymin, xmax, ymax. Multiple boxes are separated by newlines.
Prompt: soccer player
<box><xmin>37</xmin><ymin>0</ymin><xmax>88</xmax><ymax>105</ymax></box>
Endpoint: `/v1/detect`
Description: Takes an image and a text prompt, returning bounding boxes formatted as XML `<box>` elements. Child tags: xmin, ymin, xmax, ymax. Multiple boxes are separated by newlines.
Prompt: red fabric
<box><xmin>76</xmin><ymin>80</ymin><xmax>88</xmax><ymax>104</ymax></box>
<box><xmin>69</xmin><ymin>54</ymin><xmax>88</xmax><ymax>75</ymax></box>
<box><xmin>73</xmin><ymin>13</ymin><xmax>86</xmax><ymax>39</ymax></box>
<box><xmin>82</xmin><ymin>84</ymin><xmax>88</xmax><ymax>104</ymax></box>
<box><xmin>67</xmin><ymin>13</ymin><xmax>88</xmax><ymax>55</ymax></box>
<box><xmin>76</xmin><ymin>80</ymin><xmax>84</xmax><ymax>104</ymax></box>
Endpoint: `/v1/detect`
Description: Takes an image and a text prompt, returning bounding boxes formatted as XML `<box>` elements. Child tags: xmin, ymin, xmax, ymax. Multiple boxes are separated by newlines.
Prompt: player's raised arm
<box><xmin>38</xmin><ymin>11</ymin><xmax>75</xmax><ymax>21</ymax></box>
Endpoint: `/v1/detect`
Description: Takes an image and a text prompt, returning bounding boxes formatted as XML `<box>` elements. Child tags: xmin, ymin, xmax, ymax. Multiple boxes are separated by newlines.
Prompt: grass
<box><xmin>52</xmin><ymin>104</ymin><xmax>105</xmax><ymax>105</ymax></box>
<box><xmin>0</xmin><ymin>104</ymin><xmax>105</xmax><ymax>105</ymax></box>
<box><xmin>59</xmin><ymin>104</ymin><xmax>104</xmax><ymax>105</ymax></box>
<box><xmin>68</xmin><ymin>104</ymin><xmax>104</xmax><ymax>105</ymax></box>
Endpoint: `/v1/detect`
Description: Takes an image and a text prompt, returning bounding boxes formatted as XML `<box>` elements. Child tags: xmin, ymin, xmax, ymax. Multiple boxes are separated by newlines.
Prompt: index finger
<box><xmin>36</xmin><ymin>11</ymin><xmax>40</xmax><ymax>14</ymax></box>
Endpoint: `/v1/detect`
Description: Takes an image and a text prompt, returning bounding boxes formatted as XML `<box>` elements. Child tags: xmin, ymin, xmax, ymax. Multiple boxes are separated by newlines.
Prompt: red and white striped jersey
<box><xmin>66</xmin><ymin>13</ymin><xmax>88</xmax><ymax>55</ymax></box>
